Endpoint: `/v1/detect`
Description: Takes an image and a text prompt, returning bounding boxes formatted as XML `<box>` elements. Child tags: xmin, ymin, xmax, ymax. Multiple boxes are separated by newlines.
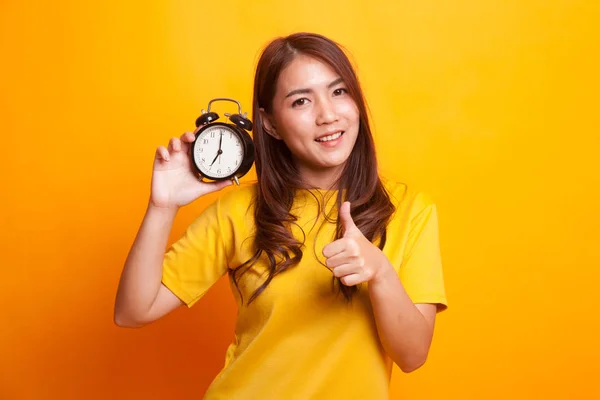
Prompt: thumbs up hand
<box><xmin>322</xmin><ymin>202</ymin><xmax>392</xmax><ymax>287</ymax></box>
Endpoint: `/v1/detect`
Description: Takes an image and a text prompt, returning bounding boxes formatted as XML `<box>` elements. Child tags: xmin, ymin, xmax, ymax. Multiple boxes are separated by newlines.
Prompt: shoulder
<box><xmin>379</xmin><ymin>175</ymin><xmax>437</xmax><ymax>220</ymax></box>
<box><xmin>217</xmin><ymin>180</ymin><xmax>257</xmax><ymax>207</ymax></box>
<box><xmin>192</xmin><ymin>181</ymin><xmax>257</xmax><ymax>221</ymax></box>
<box><xmin>213</xmin><ymin>180</ymin><xmax>257</xmax><ymax>222</ymax></box>
<box><xmin>187</xmin><ymin>181</ymin><xmax>257</xmax><ymax>241</ymax></box>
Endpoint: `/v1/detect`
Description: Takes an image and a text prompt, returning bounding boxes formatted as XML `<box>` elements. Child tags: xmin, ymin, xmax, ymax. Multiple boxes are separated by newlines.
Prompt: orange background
<box><xmin>2</xmin><ymin>1</ymin><xmax>599</xmax><ymax>399</ymax></box>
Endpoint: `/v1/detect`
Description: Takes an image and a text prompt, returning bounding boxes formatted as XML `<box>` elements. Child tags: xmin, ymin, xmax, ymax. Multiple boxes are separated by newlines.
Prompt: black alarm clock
<box><xmin>191</xmin><ymin>97</ymin><xmax>255</xmax><ymax>186</ymax></box>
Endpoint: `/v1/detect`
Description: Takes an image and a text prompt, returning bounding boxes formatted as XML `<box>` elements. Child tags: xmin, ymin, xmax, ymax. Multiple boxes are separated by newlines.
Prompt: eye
<box><xmin>292</xmin><ymin>98</ymin><xmax>309</xmax><ymax>107</ymax></box>
<box><xmin>333</xmin><ymin>88</ymin><xmax>348</xmax><ymax>96</ymax></box>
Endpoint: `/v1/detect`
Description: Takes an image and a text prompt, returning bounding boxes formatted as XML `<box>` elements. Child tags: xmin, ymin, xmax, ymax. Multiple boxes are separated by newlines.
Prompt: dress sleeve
<box><xmin>398</xmin><ymin>193</ymin><xmax>448</xmax><ymax>312</ymax></box>
<box><xmin>161</xmin><ymin>198</ymin><xmax>230</xmax><ymax>307</ymax></box>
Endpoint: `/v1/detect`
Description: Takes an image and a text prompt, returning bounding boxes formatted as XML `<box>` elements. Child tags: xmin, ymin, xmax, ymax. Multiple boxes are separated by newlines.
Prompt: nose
<box><xmin>315</xmin><ymin>97</ymin><xmax>338</xmax><ymax>125</ymax></box>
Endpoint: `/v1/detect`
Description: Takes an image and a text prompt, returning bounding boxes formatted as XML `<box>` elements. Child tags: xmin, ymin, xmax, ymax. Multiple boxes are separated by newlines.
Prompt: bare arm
<box><xmin>368</xmin><ymin>264</ymin><xmax>437</xmax><ymax>372</ymax></box>
<box><xmin>113</xmin><ymin>131</ymin><xmax>231</xmax><ymax>328</ymax></box>
<box><xmin>114</xmin><ymin>204</ymin><xmax>184</xmax><ymax>328</ymax></box>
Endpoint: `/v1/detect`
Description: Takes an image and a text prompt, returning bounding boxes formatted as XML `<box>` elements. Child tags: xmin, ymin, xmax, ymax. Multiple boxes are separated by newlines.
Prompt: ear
<box><xmin>259</xmin><ymin>108</ymin><xmax>281</xmax><ymax>140</ymax></box>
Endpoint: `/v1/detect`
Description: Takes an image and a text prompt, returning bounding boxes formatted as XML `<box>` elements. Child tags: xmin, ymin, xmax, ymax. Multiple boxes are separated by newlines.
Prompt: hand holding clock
<box><xmin>150</xmin><ymin>129</ymin><xmax>232</xmax><ymax>211</ymax></box>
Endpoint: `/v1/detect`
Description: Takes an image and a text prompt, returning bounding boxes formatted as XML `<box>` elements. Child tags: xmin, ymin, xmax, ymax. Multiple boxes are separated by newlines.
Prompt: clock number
<box><xmin>211</xmin><ymin>131</ymin><xmax>215</xmax><ymax>138</ymax></box>
<box><xmin>203</xmin><ymin>139</ymin><xmax>208</xmax><ymax>144</ymax></box>
<box><xmin>228</xmin><ymin>167</ymin><xmax>231</xmax><ymax>172</ymax></box>
<box><xmin>217</xmin><ymin>169</ymin><xmax>221</xmax><ymax>174</ymax></box>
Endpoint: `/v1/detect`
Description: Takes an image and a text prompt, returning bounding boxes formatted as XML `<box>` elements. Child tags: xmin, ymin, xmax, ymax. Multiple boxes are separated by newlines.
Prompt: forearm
<box><xmin>114</xmin><ymin>204</ymin><xmax>178</xmax><ymax>323</ymax></box>
<box><xmin>368</xmin><ymin>260</ymin><xmax>434</xmax><ymax>372</ymax></box>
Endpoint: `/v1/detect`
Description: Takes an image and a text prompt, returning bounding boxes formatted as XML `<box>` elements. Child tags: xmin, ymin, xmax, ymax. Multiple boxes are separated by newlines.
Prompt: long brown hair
<box><xmin>230</xmin><ymin>32</ymin><xmax>396</xmax><ymax>304</ymax></box>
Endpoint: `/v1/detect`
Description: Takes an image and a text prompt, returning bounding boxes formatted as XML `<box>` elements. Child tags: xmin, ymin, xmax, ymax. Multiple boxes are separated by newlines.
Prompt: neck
<box><xmin>296</xmin><ymin>163</ymin><xmax>344</xmax><ymax>190</ymax></box>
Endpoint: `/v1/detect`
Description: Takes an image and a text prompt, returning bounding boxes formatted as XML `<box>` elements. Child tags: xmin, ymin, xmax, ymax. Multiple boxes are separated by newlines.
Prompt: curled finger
<box><xmin>180</xmin><ymin>131</ymin><xmax>195</xmax><ymax>143</ymax></box>
<box><xmin>168</xmin><ymin>137</ymin><xmax>182</xmax><ymax>153</ymax></box>
<box><xmin>331</xmin><ymin>263</ymin><xmax>355</xmax><ymax>278</ymax></box>
<box><xmin>325</xmin><ymin>252</ymin><xmax>348</xmax><ymax>269</ymax></box>
<box><xmin>156</xmin><ymin>146</ymin><xmax>170</xmax><ymax>161</ymax></box>
<box><xmin>340</xmin><ymin>274</ymin><xmax>362</xmax><ymax>287</ymax></box>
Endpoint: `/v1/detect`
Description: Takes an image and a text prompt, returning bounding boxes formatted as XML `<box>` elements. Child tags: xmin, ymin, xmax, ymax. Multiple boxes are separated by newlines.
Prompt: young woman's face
<box><xmin>261</xmin><ymin>55</ymin><xmax>360</xmax><ymax>184</ymax></box>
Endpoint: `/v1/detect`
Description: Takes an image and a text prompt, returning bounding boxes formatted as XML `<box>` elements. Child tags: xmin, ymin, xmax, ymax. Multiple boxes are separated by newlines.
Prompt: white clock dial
<box><xmin>194</xmin><ymin>125</ymin><xmax>244</xmax><ymax>178</ymax></box>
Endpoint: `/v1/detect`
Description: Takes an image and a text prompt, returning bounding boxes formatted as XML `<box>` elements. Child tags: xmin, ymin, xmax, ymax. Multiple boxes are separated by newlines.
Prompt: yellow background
<box><xmin>2</xmin><ymin>0</ymin><xmax>599</xmax><ymax>399</ymax></box>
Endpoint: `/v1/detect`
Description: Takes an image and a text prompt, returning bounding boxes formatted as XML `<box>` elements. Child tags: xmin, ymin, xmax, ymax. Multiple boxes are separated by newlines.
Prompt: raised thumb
<box><xmin>340</xmin><ymin>201</ymin><xmax>358</xmax><ymax>236</ymax></box>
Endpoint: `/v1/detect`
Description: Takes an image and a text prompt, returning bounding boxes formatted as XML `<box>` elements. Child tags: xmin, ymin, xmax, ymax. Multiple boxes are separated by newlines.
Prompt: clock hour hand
<box><xmin>210</xmin><ymin>149</ymin><xmax>223</xmax><ymax>167</ymax></box>
<box><xmin>210</xmin><ymin>149</ymin><xmax>223</xmax><ymax>166</ymax></box>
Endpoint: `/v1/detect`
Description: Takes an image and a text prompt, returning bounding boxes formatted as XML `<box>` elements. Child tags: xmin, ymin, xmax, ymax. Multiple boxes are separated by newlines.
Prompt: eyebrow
<box><xmin>284</xmin><ymin>77</ymin><xmax>345</xmax><ymax>98</ymax></box>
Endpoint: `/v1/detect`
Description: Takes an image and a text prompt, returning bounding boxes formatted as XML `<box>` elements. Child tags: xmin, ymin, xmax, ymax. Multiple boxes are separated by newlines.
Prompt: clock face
<box><xmin>193</xmin><ymin>125</ymin><xmax>244</xmax><ymax>178</ymax></box>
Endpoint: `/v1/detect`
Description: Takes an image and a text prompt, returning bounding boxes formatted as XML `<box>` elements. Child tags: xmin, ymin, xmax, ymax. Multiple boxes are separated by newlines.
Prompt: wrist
<box><xmin>370</xmin><ymin>257</ymin><xmax>396</xmax><ymax>286</ymax></box>
<box><xmin>146</xmin><ymin>202</ymin><xmax>179</xmax><ymax>219</ymax></box>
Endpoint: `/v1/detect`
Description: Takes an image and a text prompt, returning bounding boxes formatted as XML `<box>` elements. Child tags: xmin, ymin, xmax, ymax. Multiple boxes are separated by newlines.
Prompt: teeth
<box><xmin>316</xmin><ymin>132</ymin><xmax>343</xmax><ymax>142</ymax></box>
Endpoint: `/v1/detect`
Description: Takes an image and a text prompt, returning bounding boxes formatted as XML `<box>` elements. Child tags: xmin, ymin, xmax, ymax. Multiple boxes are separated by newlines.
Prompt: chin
<box><xmin>316</xmin><ymin>155</ymin><xmax>352</xmax><ymax>170</ymax></box>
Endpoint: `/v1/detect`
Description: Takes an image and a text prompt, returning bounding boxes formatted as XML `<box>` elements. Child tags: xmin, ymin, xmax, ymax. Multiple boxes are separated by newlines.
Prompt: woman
<box><xmin>115</xmin><ymin>32</ymin><xmax>448</xmax><ymax>399</ymax></box>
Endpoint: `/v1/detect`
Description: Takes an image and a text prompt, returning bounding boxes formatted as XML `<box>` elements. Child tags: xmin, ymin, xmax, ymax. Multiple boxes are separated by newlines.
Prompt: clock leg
<box><xmin>233</xmin><ymin>176</ymin><xmax>240</xmax><ymax>186</ymax></box>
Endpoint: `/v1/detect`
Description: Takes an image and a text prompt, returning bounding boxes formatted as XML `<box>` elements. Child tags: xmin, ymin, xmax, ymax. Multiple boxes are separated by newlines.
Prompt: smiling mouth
<box><xmin>315</xmin><ymin>131</ymin><xmax>344</xmax><ymax>142</ymax></box>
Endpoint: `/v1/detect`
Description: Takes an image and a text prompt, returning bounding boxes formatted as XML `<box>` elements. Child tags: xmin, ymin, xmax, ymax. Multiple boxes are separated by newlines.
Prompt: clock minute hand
<box><xmin>210</xmin><ymin>132</ymin><xmax>224</xmax><ymax>167</ymax></box>
<box><xmin>218</xmin><ymin>132</ymin><xmax>224</xmax><ymax>165</ymax></box>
